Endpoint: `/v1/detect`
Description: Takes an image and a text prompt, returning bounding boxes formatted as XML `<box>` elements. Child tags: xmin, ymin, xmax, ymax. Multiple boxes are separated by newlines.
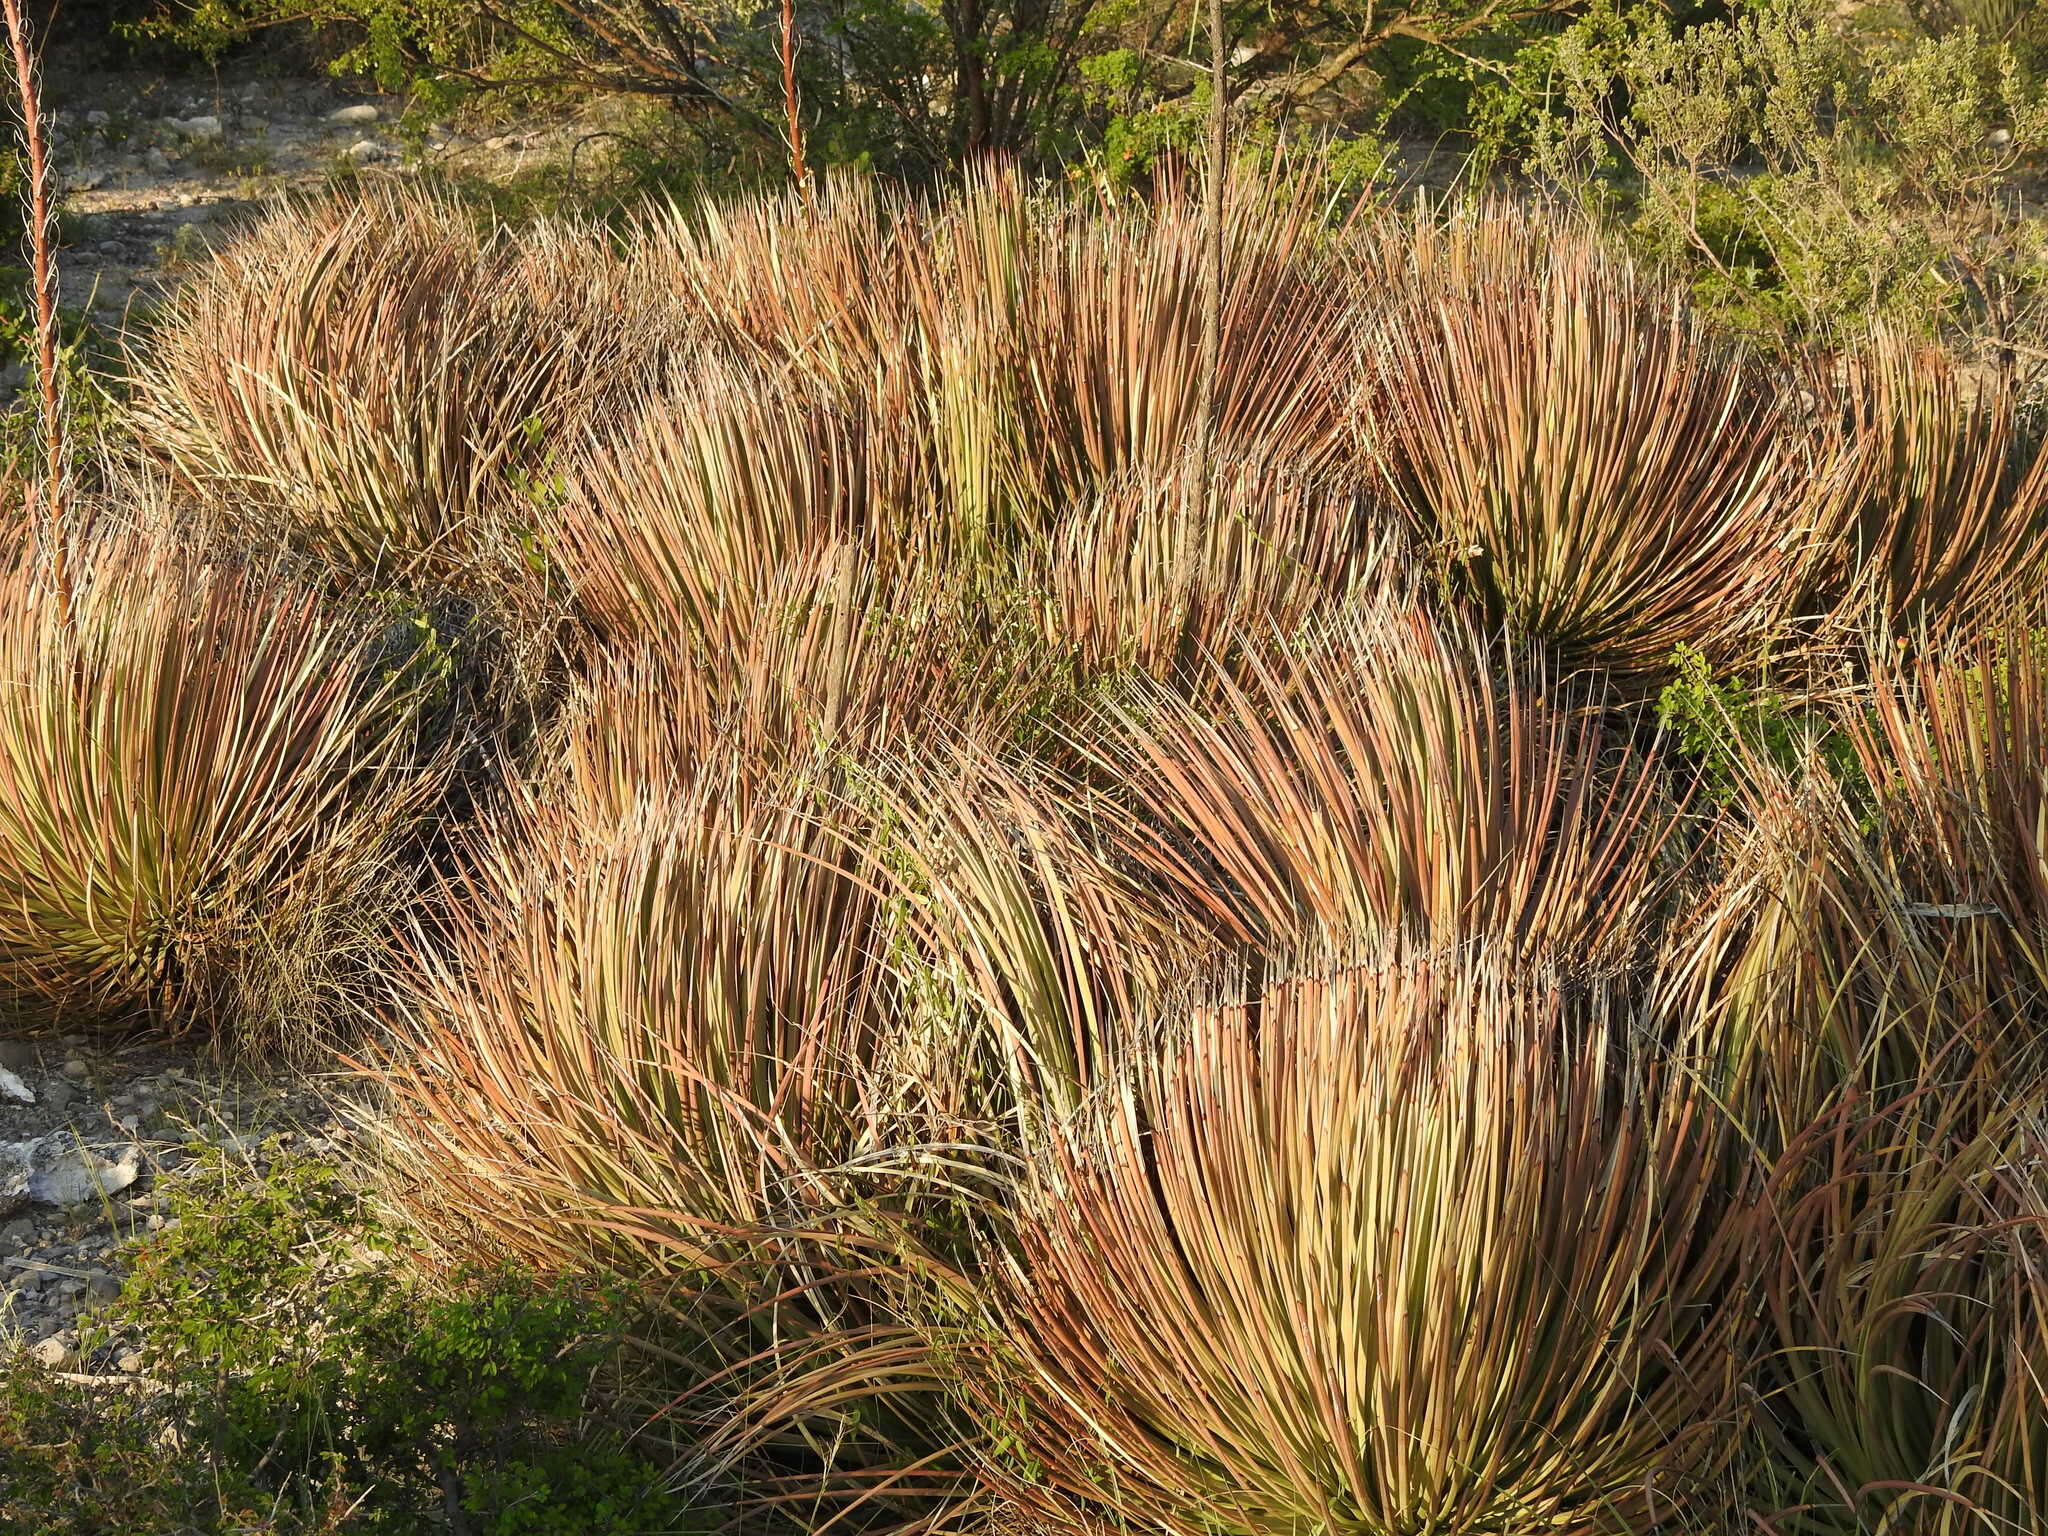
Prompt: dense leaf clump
<box><xmin>11</xmin><ymin>173</ymin><xmax>2048</xmax><ymax>1535</ymax></box>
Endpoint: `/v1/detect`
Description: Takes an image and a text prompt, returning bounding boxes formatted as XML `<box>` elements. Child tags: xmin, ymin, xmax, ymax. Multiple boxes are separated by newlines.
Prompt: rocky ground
<box><xmin>0</xmin><ymin>1032</ymin><xmax>353</xmax><ymax>1375</ymax></box>
<box><xmin>34</xmin><ymin>64</ymin><xmax>621</xmax><ymax>367</ymax></box>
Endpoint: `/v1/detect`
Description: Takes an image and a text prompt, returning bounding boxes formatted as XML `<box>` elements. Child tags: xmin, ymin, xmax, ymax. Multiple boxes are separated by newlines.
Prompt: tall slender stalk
<box><xmin>1</xmin><ymin>0</ymin><xmax>65</xmax><ymax>620</ymax></box>
<box><xmin>780</xmin><ymin>0</ymin><xmax>812</xmax><ymax>214</ymax></box>
<box><xmin>1194</xmin><ymin>0</ymin><xmax>1227</xmax><ymax>475</ymax></box>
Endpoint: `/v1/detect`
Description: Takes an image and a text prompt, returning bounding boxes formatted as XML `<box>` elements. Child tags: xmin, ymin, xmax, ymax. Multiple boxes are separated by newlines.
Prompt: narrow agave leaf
<box><xmin>128</xmin><ymin>188</ymin><xmax>656</xmax><ymax>587</ymax></box>
<box><xmin>373</xmin><ymin>570</ymin><xmax>1044</xmax><ymax>1511</ymax></box>
<box><xmin>0</xmin><ymin>532</ymin><xmax>440</xmax><ymax>1040</ymax></box>
<box><xmin>1363</xmin><ymin>213</ymin><xmax>1791</xmax><ymax>674</ymax></box>
<box><xmin>383</xmin><ymin>764</ymin><xmax>898</xmax><ymax>1269</ymax></box>
<box><xmin>553</xmin><ymin>361</ymin><xmax>872</xmax><ymax>660</ymax></box>
<box><xmin>1024</xmin><ymin>457</ymin><xmax>1390</xmax><ymax>684</ymax></box>
<box><xmin>899</xmin><ymin>177</ymin><xmax>1038</xmax><ymax>553</ymax></box>
<box><xmin>1655</xmin><ymin>795</ymin><xmax>1875</xmax><ymax>1135</ymax></box>
<box><xmin>1010</xmin><ymin>168</ymin><xmax>1356</xmax><ymax>508</ymax></box>
<box><xmin>636</xmin><ymin>174</ymin><xmax>916</xmax><ymax>396</ymax></box>
<box><xmin>109</xmin><ymin>168</ymin><xmax>2048</xmax><ymax>1536</ymax></box>
<box><xmin>880</xmin><ymin>739</ymin><xmax>1200</xmax><ymax>1124</ymax></box>
<box><xmin>613</xmin><ymin>169</ymin><xmax>1355</xmax><ymax>578</ymax></box>
<box><xmin>1643</xmin><ymin>629</ymin><xmax>2048</xmax><ymax>1292</ymax></box>
<box><xmin>1082</xmin><ymin>597</ymin><xmax>1676</xmax><ymax>965</ymax></box>
<box><xmin>1652</xmin><ymin>722</ymin><xmax>2025</xmax><ymax>1151</ymax></box>
<box><xmin>550</xmin><ymin>546</ymin><xmax>1058</xmax><ymax>833</ymax></box>
<box><xmin>1670</xmin><ymin>626</ymin><xmax>2048</xmax><ymax>1110</ymax></box>
<box><xmin>1848</xmin><ymin>625</ymin><xmax>2048</xmax><ymax>1011</ymax></box>
<box><xmin>377</xmin><ymin>747</ymin><xmax>979</xmax><ymax>1508</ymax></box>
<box><xmin>971</xmin><ymin>949</ymin><xmax>1748</xmax><ymax>1536</ymax></box>
<box><xmin>1791</xmin><ymin>333</ymin><xmax>2048</xmax><ymax>637</ymax></box>
<box><xmin>1740</xmin><ymin>1074</ymin><xmax>2048</xmax><ymax>1534</ymax></box>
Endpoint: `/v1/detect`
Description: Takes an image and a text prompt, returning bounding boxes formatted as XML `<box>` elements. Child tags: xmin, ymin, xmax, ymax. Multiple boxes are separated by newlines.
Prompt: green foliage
<box><xmin>1492</xmin><ymin>0</ymin><xmax>2048</xmax><ymax>346</ymax></box>
<box><xmin>1372</xmin><ymin>13</ymin><xmax>1576</xmax><ymax>155</ymax></box>
<box><xmin>1908</xmin><ymin>0</ymin><xmax>2048</xmax><ymax>72</ymax></box>
<box><xmin>1656</xmin><ymin>644</ymin><xmax>1864</xmax><ymax>803</ymax></box>
<box><xmin>0</xmin><ymin>1148</ymin><xmax>696</xmax><ymax>1535</ymax></box>
<box><xmin>129</xmin><ymin>0</ymin><xmax>1578</xmax><ymax>181</ymax></box>
<box><xmin>1078</xmin><ymin>45</ymin><xmax>1143</xmax><ymax>93</ymax></box>
<box><xmin>367</xmin><ymin>593</ymin><xmax>470</xmax><ymax>741</ymax></box>
<box><xmin>1096</xmin><ymin>97</ymin><xmax>1204</xmax><ymax>184</ymax></box>
<box><xmin>129</xmin><ymin>0</ymin><xmax>515</xmax><ymax>118</ymax></box>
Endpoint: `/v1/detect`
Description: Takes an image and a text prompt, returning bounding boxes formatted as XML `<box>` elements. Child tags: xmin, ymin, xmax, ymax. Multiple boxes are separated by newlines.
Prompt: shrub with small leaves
<box><xmin>2</xmin><ymin>1147</ymin><xmax>698</xmax><ymax>1535</ymax></box>
<box><xmin>1656</xmin><ymin>644</ymin><xmax>1866</xmax><ymax>804</ymax></box>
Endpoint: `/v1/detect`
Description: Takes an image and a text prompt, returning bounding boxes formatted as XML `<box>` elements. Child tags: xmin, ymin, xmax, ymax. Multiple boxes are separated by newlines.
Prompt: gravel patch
<box><xmin>36</xmin><ymin>64</ymin><xmax>635</xmax><ymax>344</ymax></box>
<box><xmin>0</xmin><ymin>1031</ymin><xmax>352</xmax><ymax>1372</ymax></box>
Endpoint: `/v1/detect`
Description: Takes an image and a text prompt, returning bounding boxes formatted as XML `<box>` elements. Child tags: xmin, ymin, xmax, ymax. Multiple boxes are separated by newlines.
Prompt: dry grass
<box><xmin>1082</xmin><ymin>595</ymin><xmax>1677</xmax><ymax>964</ymax></box>
<box><xmin>373</xmin><ymin>649</ymin><xmax>985</xmax><ymax>1513</ymax></box>
<box><xmin>1792</xmin><ymin>334</ymin><xmax>2048</xmax><ymax>637</ymax></box>
<box><xmin>1363</xmin><ymin>212</ymin><xmax>1792</xmax><ymax>674</ymax></box>
<box><xmin>126</xmin><ymin>190</ymin><xmax>664</xmax><ymax>594</ymax></box>
<box><xmin>1741</xmin><ymin>1072</ymin><xmax>2048</xmax><ymax>1532</ymax></box>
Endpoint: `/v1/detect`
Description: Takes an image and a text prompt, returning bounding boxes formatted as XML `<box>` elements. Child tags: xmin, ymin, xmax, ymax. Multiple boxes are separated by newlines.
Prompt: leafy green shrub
<box><xmin>0</xmin><ymin>1147</ymin><xmax>697</xmax><ymax>1535</ymax></box>
<box><xmin>1495</xmin><ymin>0</ymin><xmax>2048</xmax><ymax>349</ymax></box>
<box><xmin>130</xmin><ymin>0</ymin><xmax>1595</xmax><ymax>182</ymax></box>
<box><xmin>0</xmin><ymin>1355</ymin><xmax>239</xmax><ymax>1535</ymax></box>
<box><xmin>1656</xmin><ymin>644</ymin><xmax>1864</xmax><ymax>804</ymax></box>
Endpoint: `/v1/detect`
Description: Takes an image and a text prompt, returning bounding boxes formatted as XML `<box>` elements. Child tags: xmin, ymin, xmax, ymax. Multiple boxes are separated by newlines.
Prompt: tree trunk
<box><xmin>953</xmin><ymin>0</ymin><xmax>992</xmax><ymax>155</ymax></box>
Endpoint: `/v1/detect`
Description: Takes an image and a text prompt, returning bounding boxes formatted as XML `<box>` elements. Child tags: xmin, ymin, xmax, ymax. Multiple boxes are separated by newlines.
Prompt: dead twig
<box><xmin>0</xmin><ymin>0</ymin><xmax>65</xmax><ymax>620</ymax></box>
<box><xmin>780</xmin><ymin>0</ymin><xmax>811</xmax><ymax>213</ymax></box>
<box><xmin>1195</xmin><ymin>0</ymin><xmax>1227</xmax><ymax>478</ymax></box>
